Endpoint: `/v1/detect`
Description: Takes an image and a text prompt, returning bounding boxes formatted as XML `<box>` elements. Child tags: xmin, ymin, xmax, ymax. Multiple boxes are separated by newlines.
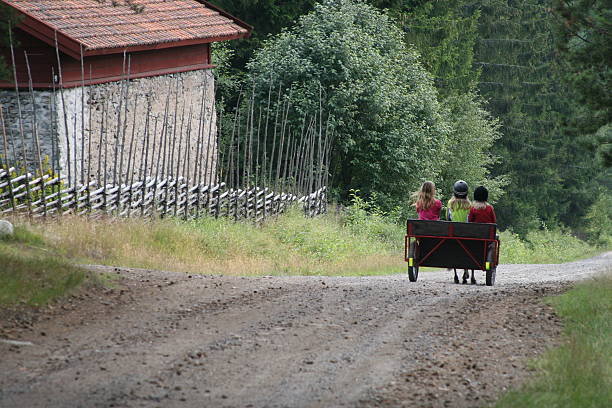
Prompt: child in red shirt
<box><xmin>466</xmin><ymin>186</ymin><xmax>497</xmax><ymax>285</ymax></box>
<box><xmin>469</xmin><ymin>186</ymin><xmax>496</xmax><ymax>224</ymax></box>
<box><xmin>412</xmin><ymin>181</ymin><xmax>442</xmax><ymax>220</ymax></box>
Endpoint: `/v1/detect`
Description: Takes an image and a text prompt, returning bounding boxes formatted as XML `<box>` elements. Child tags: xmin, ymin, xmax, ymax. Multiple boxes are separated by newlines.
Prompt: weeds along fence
<box><xmin>0</xmin><ymin>38</ymin><xmax>330</xmax><ymax>221</ymax></box>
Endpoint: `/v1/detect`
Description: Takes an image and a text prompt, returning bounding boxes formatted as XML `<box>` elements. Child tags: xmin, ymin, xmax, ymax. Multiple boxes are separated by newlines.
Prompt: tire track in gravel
<box><xmin>0</xmin><ymin>252</ymin><xmax>610</xmax><ymax>408</ymax></box>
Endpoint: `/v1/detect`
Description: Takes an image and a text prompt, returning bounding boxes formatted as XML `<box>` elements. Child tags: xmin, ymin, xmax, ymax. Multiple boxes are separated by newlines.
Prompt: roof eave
<box><xmin>16</xmin><ymin>14</ymin><xmax>84</xmax><ymax>59</ymax></box>
<box><xmin>82</xmin><ymin>32</ymin><xmax>250</xmax><ymax>57</ymax></box>
<box><xmin>5</xmin><ymin>0</ymin><xmax>252</xmax><ymax>59</ymax></box>
<box><xmin>197</xmin><ymin>1</ymin><xmax>253</xmax><ymax>35</ymax></box>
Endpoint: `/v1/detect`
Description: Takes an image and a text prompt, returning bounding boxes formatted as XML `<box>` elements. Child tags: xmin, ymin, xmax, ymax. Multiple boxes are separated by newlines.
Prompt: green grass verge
<box><xmin>14</xmin><ymin>207</ymin><xmax>404</xmax><ymax>277</ymax></box>
<box><xmin>0</xmin><ymin>226</ymin><xmax>92</xmax><ymax>307</ymax></box>
<box><xmin>500</xmin><ymin>229</ymin><xmax>606</xmax><ymax>264</ymax></box>
<box><xmin>2</xmin><ymin>207</ymin><xmax>608</xmax><ymax>305</ymax></box>
<box><xmin>494</xmin><ymin>273</ymin><xmax>612</xmax><ymax>408</ymax></box>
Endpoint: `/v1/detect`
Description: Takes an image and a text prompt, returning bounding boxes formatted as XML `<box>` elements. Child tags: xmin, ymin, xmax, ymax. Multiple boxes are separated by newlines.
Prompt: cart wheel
<box><xmin>408</xmin><ymin>265</ymin><xmax>419</xmax><ymax>282</ymax></box>
<box><xmin>408</xmin><ymin>241</ymin><xmax>419</xmax><ymax>282</ymax></box>
<box><xmin>486</xmin><ymin>267</ymin><xmax>496</xmax><ymax>286</ymax></box>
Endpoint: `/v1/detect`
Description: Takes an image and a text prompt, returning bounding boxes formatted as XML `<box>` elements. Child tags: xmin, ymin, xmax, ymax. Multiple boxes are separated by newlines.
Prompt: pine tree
<box><xmin>473</xmin><ymin>0</ymin><xmax>600</xmax><ymax>233</ymax></box>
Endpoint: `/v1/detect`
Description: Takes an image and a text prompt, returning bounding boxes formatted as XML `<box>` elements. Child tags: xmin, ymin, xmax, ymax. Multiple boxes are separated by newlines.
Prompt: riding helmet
<box><xmin>474</xmin><ymin>186</ymin><xmax>489</xmax><ymax>202</ymax></box>
<box><xmin>453</xmin><ymin>180</ymin><xmax>468</xmax><ymax>198</ymax></box>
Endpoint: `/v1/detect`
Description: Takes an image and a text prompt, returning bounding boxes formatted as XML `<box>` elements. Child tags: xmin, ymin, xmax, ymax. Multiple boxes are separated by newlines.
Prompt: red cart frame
<box><xmin>404</xmin><ymin>220</ymin><xmax>501</xmax><ymax>285</ymax></box>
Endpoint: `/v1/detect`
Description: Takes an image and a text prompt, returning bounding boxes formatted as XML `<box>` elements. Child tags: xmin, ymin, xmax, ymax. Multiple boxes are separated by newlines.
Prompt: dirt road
<box><xmin>1</xmin><ymin>252</ymin><xmax>610</xmax><ymax>408</ymax></box>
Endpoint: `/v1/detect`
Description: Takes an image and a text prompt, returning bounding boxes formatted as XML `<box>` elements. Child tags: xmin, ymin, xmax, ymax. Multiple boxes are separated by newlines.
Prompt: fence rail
<box><xmin>0</xmin><ymin>168</ymin><xmax>326</xmax><ymax>221</ymax></box>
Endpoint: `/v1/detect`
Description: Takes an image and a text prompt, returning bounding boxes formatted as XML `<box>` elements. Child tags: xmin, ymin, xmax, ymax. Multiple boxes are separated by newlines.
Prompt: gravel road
<box><xmin>1</xmin><ymin>252</ymin><xmax>610</xmax><ymax>408</ymax></box>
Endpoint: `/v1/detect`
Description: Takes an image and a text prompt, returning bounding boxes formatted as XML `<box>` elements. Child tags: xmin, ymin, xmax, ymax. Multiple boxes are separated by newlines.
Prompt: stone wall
<box><xmin>0</xmin><ymin>89</ymin><xmax>57</xmax><ymax>171</ymax></box>
<box><xmin>1</xmin><ymin>69</ymin><xmax>217</xmax><ymax>185</ymax></box>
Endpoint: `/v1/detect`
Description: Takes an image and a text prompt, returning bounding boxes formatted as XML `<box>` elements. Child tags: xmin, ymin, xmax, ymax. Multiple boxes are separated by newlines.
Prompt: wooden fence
<box><xmin>0</xmin><ymin>167</ymin><xmax>327</xmax><ymax>221</ymax></box>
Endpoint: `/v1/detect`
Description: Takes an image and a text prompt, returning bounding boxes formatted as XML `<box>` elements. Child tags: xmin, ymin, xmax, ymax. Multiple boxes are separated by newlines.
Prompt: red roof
<box><xmin>2</xmin><ymin>0</ymin><xmax>251</xmax><ymax>58</ymax></box>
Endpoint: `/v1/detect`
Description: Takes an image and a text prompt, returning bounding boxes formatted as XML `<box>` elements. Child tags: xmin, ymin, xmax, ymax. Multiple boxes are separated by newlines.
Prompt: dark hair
<box><xmin>474</xmin><ymin>186</ymin><xmax>488</xmax><ymax>202</ymax></box>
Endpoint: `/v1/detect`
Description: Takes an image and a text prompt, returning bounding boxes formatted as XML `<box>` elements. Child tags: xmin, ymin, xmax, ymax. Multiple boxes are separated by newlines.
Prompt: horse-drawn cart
<box><xmin>405</xmin><ymin>219</ymin><xmax>500</xmax><ymax>286</ymax></box>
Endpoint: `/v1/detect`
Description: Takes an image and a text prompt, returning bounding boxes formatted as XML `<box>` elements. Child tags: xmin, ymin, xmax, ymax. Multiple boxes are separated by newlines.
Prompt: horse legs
<box><xmin>462</xmin><ymin>269</ymin><xmax>469</xmax><ymax>284</ymax></box>
<box><xmin>470</xmin><ymin>269</ymin><xmax>476</xmax><ymax>285</ymax></box>
<box><xmin>453</xmin><ymin>269</ymin><xmax>459</xmax><ymax>284</ymax></box>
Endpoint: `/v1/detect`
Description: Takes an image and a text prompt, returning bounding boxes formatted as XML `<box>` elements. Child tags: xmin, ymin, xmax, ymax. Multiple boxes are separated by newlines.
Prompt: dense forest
<box><xmin>211</xmin><ymin>0</ymin><xmax>610</xmax><ymax>237</ymax></box>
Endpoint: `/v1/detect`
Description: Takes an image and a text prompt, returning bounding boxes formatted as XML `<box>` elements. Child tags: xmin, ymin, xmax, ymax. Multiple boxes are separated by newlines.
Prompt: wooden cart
<box><xmin>405</xmin><ymin>219</ymin><xmax>500</xmax><ymax>286</ymax></box>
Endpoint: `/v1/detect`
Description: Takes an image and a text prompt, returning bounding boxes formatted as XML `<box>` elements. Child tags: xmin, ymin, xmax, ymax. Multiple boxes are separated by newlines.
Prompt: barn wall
<box><xmin>0</xmin><ymin>89</ymin><xmax>56</xmax><ymax>170</ymax></box>
<box><xmin>1</xmin><ymin>69</ymin><xmax>217</xmax><ymax>185</ymax></box>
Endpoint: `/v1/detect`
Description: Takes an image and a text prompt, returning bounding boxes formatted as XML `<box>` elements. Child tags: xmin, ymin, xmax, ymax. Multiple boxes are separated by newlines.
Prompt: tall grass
<box><xmin>500</xmin><ymin>228</ymin><xmax>604</xmax><ymax>264</ymax></box>
<box><xmin>23</xmin><ymin>207</ymin><xmax>404</xmax><ymax>276</ymax></box>
<box><xmin>0</xmin><ymin>227</ymin><xmax>92</xmax><ymax>307</ymax></box>
<box><xmin>494</xmin><ymin>272</ymin><xmax>612</xmax><ymax>408</ymax></box>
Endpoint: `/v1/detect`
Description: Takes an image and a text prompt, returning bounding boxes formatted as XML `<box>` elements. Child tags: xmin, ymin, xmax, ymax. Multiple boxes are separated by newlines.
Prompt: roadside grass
<box><xmin>493</xmin><ymin>272</ymin><xmax>612</xmax><ymax>408</ymax></box>
<box><xmin>24</xmin><ymin>208</ymin><xmax>404</xmax><ymax>277</ymax></box>
<box><xmin>0</xmin><ymin>226</ymin><xmax>94</xmax><ymax>307</ymax></box>
<box><xmin>499</xmin><ymin>229</ymin><xmax>605</xmax><ymax>264</ymax></box>
<box><xmin>3</xmin><ymin>209</ymin><xmax>607</xmax><ymax>299</ymax></box>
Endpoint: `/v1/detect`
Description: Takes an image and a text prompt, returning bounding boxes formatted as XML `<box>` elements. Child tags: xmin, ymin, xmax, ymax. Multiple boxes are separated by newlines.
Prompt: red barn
<box><xmin>0</xmin><ymin>0</ymin><xmax>251</xmax><ymax>185</ymax></box>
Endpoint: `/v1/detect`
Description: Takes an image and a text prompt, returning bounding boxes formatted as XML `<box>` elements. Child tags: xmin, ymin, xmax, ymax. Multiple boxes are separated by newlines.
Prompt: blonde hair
<box><xmin>471</xmin><ymin>201</ymin><xmax>488</xmax><ymax>210</ymax></box>
<box><xmin>448</xmin><ymin>196</ymin><xmax>471</xmax><ymax>210</ymax></box>
<box><xmin>412</xmin><ymin>181</ymin><xmax>436</xmax><ymax>211</ymax></box>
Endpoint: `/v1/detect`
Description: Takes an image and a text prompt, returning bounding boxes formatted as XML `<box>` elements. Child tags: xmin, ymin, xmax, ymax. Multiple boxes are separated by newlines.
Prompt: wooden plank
<box><xmin>9</xmin><ymin>174</ymin><xmax>28</xmax><ymax>184</ymax></box>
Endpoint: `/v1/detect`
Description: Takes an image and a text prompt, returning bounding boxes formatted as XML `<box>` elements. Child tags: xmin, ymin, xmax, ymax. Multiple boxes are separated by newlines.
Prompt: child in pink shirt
<box><xmin>412</xmin><ymin>181</ymin><xmax>442</xmax><ymax>220</ymax></box>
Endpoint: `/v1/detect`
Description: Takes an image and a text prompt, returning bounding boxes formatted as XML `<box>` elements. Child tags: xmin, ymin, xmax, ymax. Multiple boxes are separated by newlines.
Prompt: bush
<box><xmin>585</xmin><ymin>191</ymin><xmax>612</xmax><ymax>246</ymax></box>
<box><xmin>248</xmin><ymin>0</ymin><xmax>449</xmax><ymax>209</ymax></box>
<box><xmin>500</xmin><ymin>227</ymin><xmax>599</xmax><ymax>264</ymax></box>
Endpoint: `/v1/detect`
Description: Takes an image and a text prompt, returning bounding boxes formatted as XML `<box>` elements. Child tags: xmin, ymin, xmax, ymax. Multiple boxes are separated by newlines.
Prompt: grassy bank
<box><xmin>0</xmin><ymin>227</ymin><xmax>92</xmax><ymax>307</ymax></box>
<box><xmin>1</xmin><ymin>209</ymin><xmax>607</xmax><ymax>308</ymax></box>
<box><xmin>21</xmin><ymin>208</ymin><xmax>404</xmax><ymax>277</ymax></box>
<box><xmin>499</xmin><ymin>229</ymin><xmax>606</xmax><ymax>264</ymax></box>
<box><xmin>494</xmin><ymin>273</ymin><xmax>612</xmax><ymax>408</ymax></box>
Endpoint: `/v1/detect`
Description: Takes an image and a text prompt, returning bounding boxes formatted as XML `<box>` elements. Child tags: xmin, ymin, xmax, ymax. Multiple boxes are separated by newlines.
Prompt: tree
<box><xmin>438</xmin><ymin>92</ymin><xmax>507</xmax><ymax>204</ymax></box>
<box><xmin>471</xmin><ymin>0</ymin><xmax>603</xmax><ymax>233</ymax></box>
<box><xmin>389</xmin><ymin>0</ymin><xmax>481</xmax><ymax>98</ymax></box>
<box><xmin>553</xmin><ymin>0</ymin><xmax>611</xmax><ymax>167</ymax></box>
<box><xmin>247</xmin><ymin>0</ymin><xmax>450</xmax><ymax>209</ymax></box>
<box><xmin>212</xmin><ymin>1</ymin><xmax>317</xmax><ymax>70</ymax></box>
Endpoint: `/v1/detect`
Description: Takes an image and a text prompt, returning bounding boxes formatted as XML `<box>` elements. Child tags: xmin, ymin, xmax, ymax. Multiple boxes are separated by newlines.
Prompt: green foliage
<box><xmin>584</xmin><ymin>190</ymin><xmax>612</xmax><ymax>246</ymax></box>
<box><xmin>248</xmin><ymin>0</ymin><xmax>450</xmax><ymax>209</ymax></box>
<box><xmin>0</xmin><ymin>226</ymin><xmax>89</xmax><ymax>306</ymax></box>
<box><xmin>392</xmin><ymin>0</ymin><xmax>481</xmax><ymax>97</ymax></box>
<box><xmin>553</xmin><ymin>0</ymin><xmax>611</xmax><ymax>167</ymax></box>
<box><xmin>470</xmin><ymin>0</ymin><xmax>603</xmax><ymax>234</ymax></box>
<box><xmin>495</xmin><ymin>273</ymin><xmax>612</xmax><ymax>408</ymax></box>
<box><xmin>437</xmin><ymin>92</ymin><xmax>508</xmax><ymax>203</ymax></box>
<box><xmin>368</xmin><ymin>1</ymin><xmax>507</xmax><ymax>211</ymax></box>
<box><xmin>213</xmin><ymin>0</ymin><xmax>317</xmax><ymax>70</ymax></box>
<box><xmin>343</xmin><ymin>190</ymin><xmax>405</xmax><ymax>245</ymax></box>
<box><xmin>0</xmin><ymin>156</ymin><xmax>63</xmax><ymax>208</ymax></box>
<box><xmin>499</xmin><ymin>227</ymin><xmax>599</xmax><ymax>264</ymax></box>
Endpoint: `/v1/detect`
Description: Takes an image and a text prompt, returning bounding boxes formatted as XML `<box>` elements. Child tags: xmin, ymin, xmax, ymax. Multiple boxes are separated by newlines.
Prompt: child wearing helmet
<box><xmin>469</xmin><ymin>186</ymin><xmax>497</xmax><ymax>224</ymax></box>
<box><xmin>412</xmin><ymin>181</ymin><xmax>442</xmax><ymax>220</ymax></box>
<box><xmin>468</xmin><ymin>186</ymin><xmax>497</xmax><ymax>285</ymax></box>
<box><xmin>447</xmin><ymin>180</ymin><xmax>471</xmax><ymax>284</ymax></box>
<box><xmin>446</xmin><ymin>180</ymin><xmax>471</xmax><ymax>222</ymax></box>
